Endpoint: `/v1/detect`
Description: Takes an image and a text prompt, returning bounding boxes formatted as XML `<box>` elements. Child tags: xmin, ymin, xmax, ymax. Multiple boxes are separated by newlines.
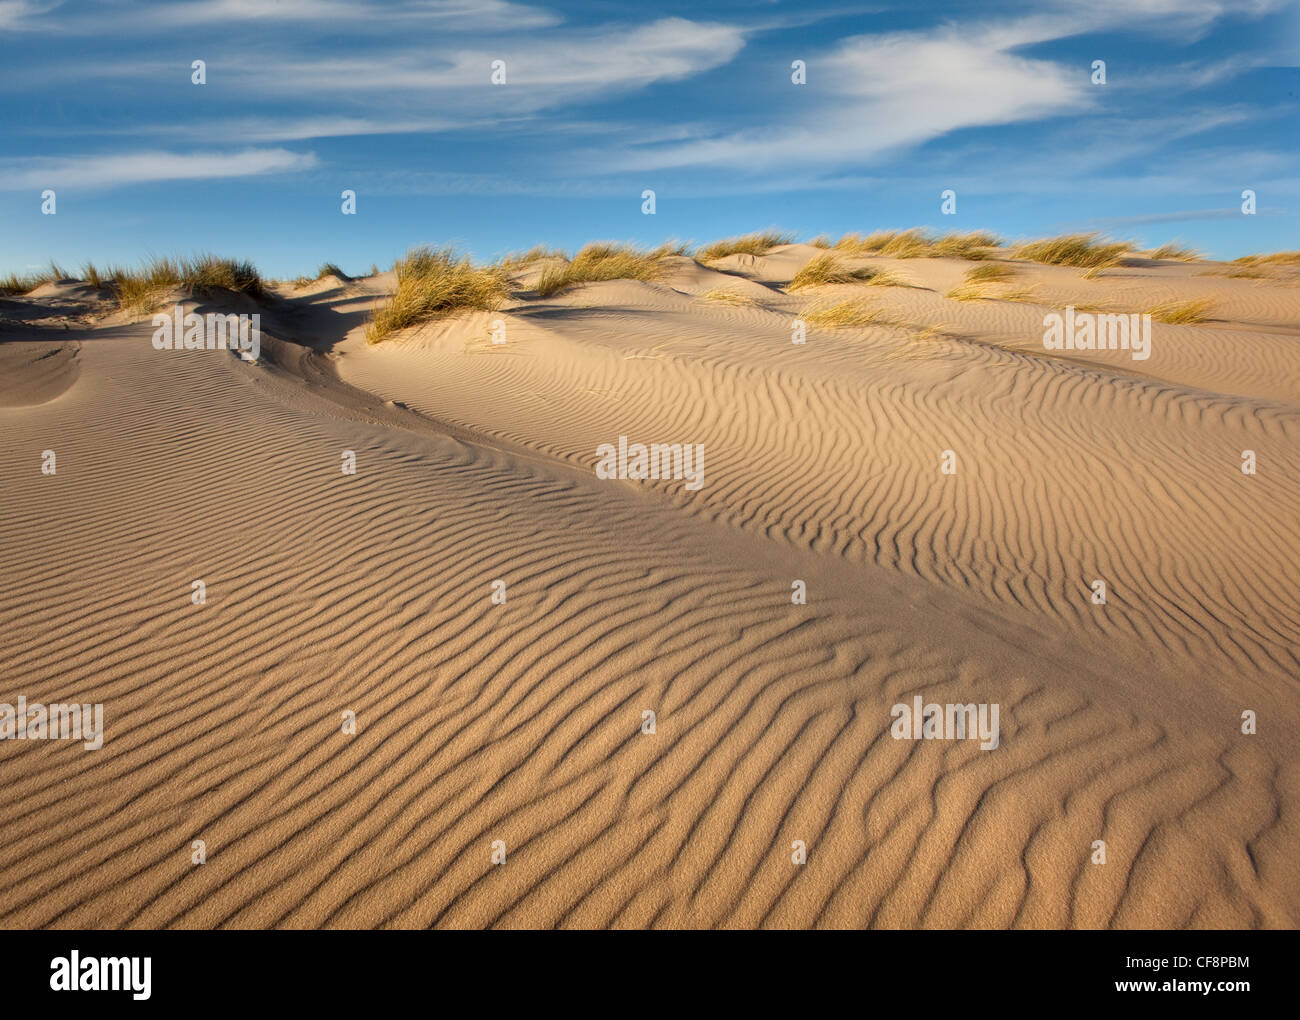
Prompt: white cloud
<box><xmin>207</xmin><ymin>17</ymin><xmax>745</xmax><ymax>104</ymax></box>
<box><xmin>1</xmin><ymin>147</ymin><xmax>317</xmax><ymax>189</ymax></box>
<box><xmin>617</xmin><ymin>25</ymin><xmax>1088</xmax><ymax>172</ymax></box>
<box><xmin>604</xmin><ymin>1</ymin><xmax>1285</xmax><ymax>175</ymax></box>
<box><xmin>0</xmin><ymin>0</ymin><xmax>60</xmax><ymax>29</ymax></box>
<box><xmin>151</xmin><ymin>0</ymin><xmax>560</xmax><ymax>29</ymax></box>
<box><xmin>3</xmin><ymin>0</ymin><xmax>560</xmax><ymax>33</ymax></box>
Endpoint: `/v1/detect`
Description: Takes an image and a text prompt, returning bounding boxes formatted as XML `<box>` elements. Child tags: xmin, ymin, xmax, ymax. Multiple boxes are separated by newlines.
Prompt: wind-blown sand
<box><xmin>1</xmin><ymin>247</ymin><xmax>1296</xmax><ymax>928</ymax></box>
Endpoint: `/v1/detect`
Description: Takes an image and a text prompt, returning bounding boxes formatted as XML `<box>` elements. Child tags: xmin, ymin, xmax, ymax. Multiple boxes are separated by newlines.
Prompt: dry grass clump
<box><xmin>316</xmin><ymin>262</ymin><xmax>350</xmax><ymax>281</ymax></box>
<box><xmin>808</xmin><ymin>234</ymin><xmax>832</xmax><ymax>249</ymax></box>
<box><xmin>964</xmin><ymin>263</ymin><xmax>1016</xmax><ymax>283</ymax></box>
<box><xmin>365</xmin><ymin>246</ymin><xmax>508</xmax><ymax>344</ymax></box>
<box><xmin>834</xmin><ymin>230</ymin><xmax>903</xmax><ymax>255</ymax></box>
<box><xmin>789</xmin><ymin>253</ymin><xmax>878</xmax><ymax>290</ymax></box>
<box><xmin>696</xmin><ymin>230</ymin><xmax>795</xmax><ymax>262</ymax></box>
<box><xmin>877</xmin><ymin>229</ymin><xmax>932</xmax><ymax>258</ymax></box>
<box><xmin>862</xmin><ymin>268</ymin><xmax>914</xmax><ymax>288</ymax></box>
<box><xmin>1011</xmin><ymin>233</ymin><xmax>1130</xmax><ymax>269</ymax></box>
<box><xmin>1145</xmin><ymin>242</ymin><xmax>1201</xmax><ymax>261</ymax></box>
<box><xmin>501</xmin><ymin>245</ymin><xmax>568</xmax><ymax>268</ymax></box>
<box><xmin>651</xmin><ymin>238</ymin><xmax>693</xmax><ymax>258</ymax></box>
<box><xmin>536</xmin><ymin>243</ymin><xmax>672</xmax><ymax>297</ymax></box>
<box><xmin>930</xmin><ymin>231</ymin><xmax>1001</xmax><ymax>260</ymax></box>
<box><xmin>1146</xmin><ymin>298</ymin><xmax>1216</xmax><ymax>324</ymax></box>
<box><xmin>832</xmin><ymin>229</ymin><xmax>999</xmax><ymax>260</ymax></box>
<box><xmin>1232</xmin><ymin>251</ymin><xmax>1300</xmax><ymax>266</ymax></box>
<box><xmin>0</xmin><ymin>261</ymin><xmax>64</xmax><ymax>295</ymax></box>
<box><xmin>0</xmin><ymin>274</ymin><xmax>38</xmax><ymax>295</ymax></box>
<box><xmin>701</xmin><ymin>288</ymin><xmax>757</xmax><ymax>306</ymax></box>
<box><xmin>946</xmin><ymin>263</ymin><xmax>1032</xmax><ymax>302</ymax></box>
<box><xmin>800</xmin><ymin>299</ymin><xmax>897</xmax><ymax>328</ymax></box>
<box><xmin>106</xmin><ymin>254</ymin><xmax>265</xmax><ymax>316</ymax></box>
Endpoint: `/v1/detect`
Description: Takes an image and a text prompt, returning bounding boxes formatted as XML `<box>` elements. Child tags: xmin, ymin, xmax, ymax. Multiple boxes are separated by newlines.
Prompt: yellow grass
<box><xmin>863</xmin><ymin>269</ymin><xmax>913</xmax><ymax>288</ymax></box>
<box><xmin>834</xmin><ymin>230</ymin><xmax>905</xmax><ymax>254</ymax></box>
<box><xmin>878</xmin><ymin>229</ymin><xmax>932</xmax><ymax>258</ymax></box>
<box><xmin>106</xmin><ymin>254</ymin><xmax>265</xmax><ymax>316</ymax></box>
<box><xmin>651</xmin><ymin>239</ymin><xmax>693</xmax><ymax>258</ymax></box>
<box><xmin>1145</xmin><ymin>243</ymin><xmax>1202</xmax><ymax>261</ymax></box>
<box><xmin>1232</xmin><ymin>251</ymin><xmax>1300</xmax><ymax>266</ymax></box>
<box><xmin>701</xmin><ymin>288</ymin><xmax>756</xmax><ymax>306</ymax></box>
<box><xmin>930</xmin><ymin>231</ymin><xmax>1002</xmax><ymax>259</ymax></box>
<box><xmin>696</xmin><ymin>231</ymin><xmax>794</xmax><ymax>262</ymax></box>
<box><xmin>365</xmin><ymin>246</ymin><xmax>508</xmax><ymax>344</ymax></box>
<box><xmin>535</xmin><ymin>243</ymin><xmax>672</xmax><ymax>298</ymax></box>
<box><xmin>945</xmin><ymin>263</ymin><xmax>1021</xmax><ymax>302</ymax></box>
<box><xmin>800</xmin><ymin>299</ymin><xmax>897</xmax><ymax>328</ymax></box>
<box><xmin>501</xmin><ymin>246</ymin><xmax>568</xmax><ymax>268</ymax></box>
<box><xmin>1011</xmin><ymin>233</ymin><xmax>1130</xmax><ymax>269</ymax></box>
<box><xmin>0</xmin><ymin>263</ymin><xmax>61</xmax><ymax>295</ymax></box>
<box><xmin>789</xmin><ymin>253</ymin><xmax>875</xmax><ymax>290</ymax></box>
<box><xmin>1146</xmin><ymin>298</ymin><xmax>1216</xmax><ymax>324</ymax></box>
<box><xmin>833</xmin><ymin>229</ymin><xmax>1000</xmax><ymax>260</ymax></box>
<box><xmin>964</xmin><ymin>263</ymin><xmax>1016</xmax><ymax>283</ymax></box>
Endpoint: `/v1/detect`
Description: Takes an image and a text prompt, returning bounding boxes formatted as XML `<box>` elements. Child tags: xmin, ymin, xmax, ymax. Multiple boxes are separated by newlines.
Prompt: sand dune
<box><xmin>0</xmin><ymin>248</ymin><xmax>1296</xmax><ymax>928</ymax></box>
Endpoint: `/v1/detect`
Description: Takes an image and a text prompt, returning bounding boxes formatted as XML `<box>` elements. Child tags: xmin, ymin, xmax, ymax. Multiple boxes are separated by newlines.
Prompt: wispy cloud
<box><xmin>1</xmin><ymin>148</ymin><xmax>317</xmax><ymax>189</ymax></box>
<box><xmin>154</xmin><ymin>17</ymin><xmax>747</xmax><ymax>103</ymax></box>
<box><xmin>2</xmin><ymin>0</ymin><xmax>560</xmax><ymax>33</ymax></box>
<box><xmin>602</xmin><ymin>2</ymin><xmax>1286</xmax><ymax>175</ymax></box>
<box><xmin>147</xmin><ymin>0</ymin><xmax>557</xmax><ymax>28</ymax></box>
<box><xmin>610</xmin><ymin>23</ymin><xmax>1089</xmax><ymax>172</ymax></box>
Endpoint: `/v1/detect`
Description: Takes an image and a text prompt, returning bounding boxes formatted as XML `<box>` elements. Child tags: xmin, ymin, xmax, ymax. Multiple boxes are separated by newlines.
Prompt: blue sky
<box><xmin>1</xmin><ymin>0</ymin><xmax>1297</xmax><ymax>277</ymax></box>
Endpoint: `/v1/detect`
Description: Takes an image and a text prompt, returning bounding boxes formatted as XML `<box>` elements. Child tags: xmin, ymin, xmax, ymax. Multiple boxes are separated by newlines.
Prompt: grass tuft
<box><xmin>834</xmin><ymin>230</ymin><xmax>904</xmax><ymax>255</ymax></box>
<box><xmin>930</xmin><ymin>231</ymin><xmax>1001</xmax><ymax>260</ymax></box>
<box><xmin>1011</xmin><ymin>233</ymin><xmax>1130</xmax><ymax>269</ymax></box>
<box><xmin>652</xmin><ymin>238</ymin><xmax>693</xmax><ymax>258</ymax></box>
<box><xmin>501</xmin><ymin>245</ymin><xmax>568</xmax><ymax>268</ymax></box>
<box><xmin>833</xmin><ymin>229</ymin><xmax>1000</xmax><ymax>260</ymax></box>
<box><xmin>1146</xmin><ymin>298</ymin><xmax>1216</xmax><ymax>324</ymax></box>
<box><xmin>696</xmin><ymin>230</ymin><xmax>795</xmax><ymax>262</ymax></box>
<box><xmin>946</xmin><ymin>263</ymin><xmax>1026</xmax><ymax>302</ymax></box>
<box><xmin>800</xmin><ymin>299</ymin><xmax>897</xmax><ymax>328</ymax></box>
<box><xmin>316</xmin><ymin>262</ymin><xmax>350</xmax><ymax>281</ymax></box>
<box><xmin>1145</xmin><ymin>243</ymin><xmax>1201</xmax><ymax>262</ymax></box>
<box><xmin>106</xmin><ymin>254</ymin><xmax>265</xmax><ymax>316</ymax></box>
<box><xmin>701</xmin><ymin>288</ymin><xmax>756</xmax><ymax>306</ymax></box>
<box><xmin>1232</xmin><ymin>251</ymin><xmax>1300</xmax><ymax>266</ymax></box>
<box><xmin>535</xmin><ymin>243</ymin><xmax>672</xmax><ymax>297</ymax></box>
<box><xmin>0</xmin><ymin>266</ymin><xmax>59</xmax><ymax>295</ymax></box>
<box><xmin>877</xmin><ymin>229</ymin><xmax>931</xmax><ymax>258</ymax></box>
<box><xmin>365</xmin><ymin>246</ymin><xmax>509</xmax><ymax>344</ymax></box>
<box><xmin>789</xmin><ymin>253</ymin><xmax>876</xmax><ymax>290</ymax></box>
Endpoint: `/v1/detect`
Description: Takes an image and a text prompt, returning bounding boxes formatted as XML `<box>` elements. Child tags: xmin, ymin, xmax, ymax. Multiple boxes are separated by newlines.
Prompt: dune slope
<box><xmin>0</xmin><ymin>258</ymin><xmax>1296</xmax><ymax>929</ymax></box>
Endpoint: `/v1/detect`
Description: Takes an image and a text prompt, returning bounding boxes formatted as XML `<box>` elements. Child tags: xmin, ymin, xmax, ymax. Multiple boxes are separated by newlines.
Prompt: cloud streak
<box><xmin>1</xmin><ymin>148</ymin><xmax>317</xmax><ymax>189</ymax></box>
